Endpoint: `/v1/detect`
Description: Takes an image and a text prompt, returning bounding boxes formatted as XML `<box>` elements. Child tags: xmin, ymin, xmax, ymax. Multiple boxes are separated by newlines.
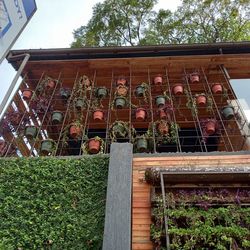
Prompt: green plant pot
<box><xmin>112</xmin><ymin>124</ymin><xmax>126</xmax><ymax>138</ymax></box>
<box><xmin>155</xmin><ymin>96</ymin><xmax>165</xmax><ymax>107</ymax></box>
<box><xmin>51</xmin><ymin>111</ymin><xmax>63</xmax><ymax>124</ymax></box>
<box><xmin>60</xmin><ymin>88</ymin><xmax>71</xmax><ymax>99</ymax></box>
<box><xmin>115</xmin><ymin>97</ymin><xmax>126</xmax><ymax>109</ymax></box>
<box><xmin>135</xmin><ymin>86</ymin><xmax>145</xmax><ymax>97</ymax></box>
<box><xmin>221</xmin><ymin>106</ymin><xmax>234</xmax><ymax>120</ymax></box>
<box><xmin>136</xmin><ymin>138</ymin><xmax>148</xmax><ymax>153</ymax></box>
<box><xmin>40</xmin><ymin>140</ymin><xmax>54</xmax><ymax>155</ymax></box>
<box><xmin>75</xmin><ymin>98</ymin><xmax>85</xmax><ymax>110</ymax></box>
<box><xmin>25</xmin><ymin>126</ymin><xmax>38</xmax><ymax>140</ymax></box>
<box><xmin>97</xmin><ymin>87</ymin><xmax>108</xmax><ymax>98</ymax></box>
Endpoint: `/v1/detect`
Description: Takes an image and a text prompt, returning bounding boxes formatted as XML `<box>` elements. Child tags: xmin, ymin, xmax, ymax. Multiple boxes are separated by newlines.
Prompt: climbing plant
<box><xmin>0</xmin><ymin>156</ymin><xmax>109</xmax><ymax>249</ymax></box>
<box><xmin>151</xmin><ymin>188</ymin><xmax>250</xmax><ymax>250</ymax></box>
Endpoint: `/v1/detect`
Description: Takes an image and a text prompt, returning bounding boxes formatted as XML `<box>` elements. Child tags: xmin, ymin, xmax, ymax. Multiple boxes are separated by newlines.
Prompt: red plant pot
<box><xmin>69</xmin><ymin>125</ymin><xmax>81</xmax><ymax>138</ymax></box>
<box><xmin>190</xmin><ymin>74</ymin><xmax>199</xmax><ymax>83</ymax></box>
<box><xmin>172</xmin><ymin>84</ymin><xmax>183</xmax><ymax>95</ymax></box>
<box><xmin>158</xmin><ymin>122</ymin><xmax>169</xmax><ymax>135</ymax></box>
<box><xmin>159</xmin><ymin>109</ymin><xmax>167</xmax><ymax>119</ymax></box>
<box><xmin>116</xmin><ymin>85</ymin><xmax>128</xmax><ymax>96</ymax></box>
<box><xmin>88</xmin><ymin>138</ymin><xmax>101</xmax><ymax>154</ymax></box>
<box><xmin>116</xmin><ymin>77</ymin><xmax>127</xmax><ymax>86</ymax></box>
<box><xmin>93</xmin><ymin>110</ymin><xmax>104</xmax><ymax>121</ymax></box>
<box><xmin>206</xmin><ymin>121</ymin><xmax>216</xmax><ymax>135</ymax></box>
<box><xmin>46</xmin><ymin>80</ymin><xmax>55</xmax><ymax>89</ymax></box>
<box><xmin>196</xmin><ymin>95</ymin><xmax>207</xmax><ymax>106</ymax></box>
<box><xmin>212</xmin><ymin>84</ymin><xmax>223</xmax><ymax>94</ymax></box>
<box><xmin>22</xmin><ymin>89</ymin><xmax>33</xmax><ymax>101</ymax></box>
<box><xmin>135</xmin><ymin>108</ymin><xmax>146</xmax><ymax>121</ymax></box>
<box><xmin>153</xmin><ymin>75</ymin><xmax>163</xmax><ymax>85</ymax></box>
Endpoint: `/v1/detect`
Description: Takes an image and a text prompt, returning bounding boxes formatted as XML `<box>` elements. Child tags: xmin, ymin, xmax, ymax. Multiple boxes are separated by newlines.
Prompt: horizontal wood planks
<box><xmin>132</xmin><ymin>153</ymin><xmax>250</xmax><ymax>250</ymax></box>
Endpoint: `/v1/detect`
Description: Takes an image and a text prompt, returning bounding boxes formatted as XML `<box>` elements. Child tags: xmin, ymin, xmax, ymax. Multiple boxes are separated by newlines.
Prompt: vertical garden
<box><xmin>0</xmin><ymin>156</ymin><xmax>109</xmax><ymax>249</ymax></box>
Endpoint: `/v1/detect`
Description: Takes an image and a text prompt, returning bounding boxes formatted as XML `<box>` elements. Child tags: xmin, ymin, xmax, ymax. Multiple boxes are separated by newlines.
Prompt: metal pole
<box><xmin>0</xmin><ymin>53</ymin><xmax>30</xmax><ymax>118</ymax></box>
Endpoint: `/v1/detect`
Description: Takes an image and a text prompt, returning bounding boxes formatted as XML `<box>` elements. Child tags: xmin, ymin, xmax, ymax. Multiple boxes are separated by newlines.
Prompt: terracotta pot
<box><xmin>115</xmin><ymin>97</ymin><xmax>126</xmax><ymax>109</ymax></box>
<box><xmin>153</xmin><ymin>75</ymin><xmax>163</xmax><ymax>85</ymax></box>
<box><xmin>212</xmin><ymin>83</ymin><xmax>223</xmax><ymax>94</ymax></box>
<box><xmin>75</xmin><ymin>98</ymin><xmax>85</xmax><ymax>110</ymax></box>
<box><xmin>155</xmin><ymin>96</ymin><xmax>166</xmax><ymax>108</ymax></box>
<box><xmin>51</xmin><ymin>111</ymin><xmax>63</xmax><ymax>124</ymax></box>
<box><xmin>116</xmin><ymin>77</ymin><xmax>127</xmax><ymax>86</ymax></box>
<box><xmin>116</xmin><ymin>86</ymin><xmax>128</xmax><ymax>96</ymax></box>
<box><xmin>46</xmin><ymin>79</ymin><xmax>55</xmax><ymax>89</ymax></box>
<box><xmin>40</xmin><ymin>140</ymin><xmax>54</xmax><ymax>155</ymax></box>
<box><xmin>22</xmin><ymin>89</ymin><xmax>33</xmax><ymax>101</ymax></box>
<box><xmin>88</xmin><ymin>138</ymin><xmax>101</xmax><ymax>154</ymax></box>
<box><xmin>25</xmin><ymin>126</ymin><xmax>38</xmax><ymax>140</ymax></box>
<box><xmin>96</xmin><ymin>87</ymin><xmax>108</xmax><ymax>98</ymax></box>
<box><xmin>190</xmin><ymin>73</ymin><xmax>199</xmax><ymax>83</ymax></box>
<box><xmin>172</xmin><ymin>84</ymin><xmax>183</xmax><ymax>95</ymax></box>
<box><xmin>135</xmin><ymin>85</ymin><xmax>145</xmax><ymax>97</ymax></box>
<box><xmin>221</xmin><ymin>106</ymin><xmax>234</xmax><ymax>120</ymax></box>
<box><xmin>158</xmin><ymin>122</ymin><xmax>169</xmax><ymax>135</ymax></box>
<box><xmin>159</xmin><ymin>109</ymin><xmax>167</xmax><ymax>119</ymax></box>
<box><xmin>206</xmin><ymin>121</ymin><xmax>216</xmax><ymax>135</ymax></box>
<box><xmin>136</xmin><ymin>138</ymin><xmax>148</xmax><ymax>153</ymax></box>
<box><xmin>135</xmin><ymin>108</ymin><xmax>146</xmax><ymax>121</ymax></box>
<box><xmin>69</xmin><ymin>125</ymin><xmax>81</xmax><ymax>138</ymax></box>
<box><xmin>196</xmin><ymin>95</ymin><xmax>207</xmax><ymax>106</ymax></box>
<box><xmin>93</xmin><ymin>109</ymin><xmax>104</xmax><ymax>121</ymax></box>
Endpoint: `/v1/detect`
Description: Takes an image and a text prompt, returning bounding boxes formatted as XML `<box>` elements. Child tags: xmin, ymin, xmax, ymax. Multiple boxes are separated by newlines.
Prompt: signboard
<box><xmin>0</xmin><ymin>0</ymin><xmax>37</xmax><ymax>63</ymax></box>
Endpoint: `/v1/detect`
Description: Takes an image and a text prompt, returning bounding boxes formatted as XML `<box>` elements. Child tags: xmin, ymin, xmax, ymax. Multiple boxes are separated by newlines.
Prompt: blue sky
<box><xmin>0</xmin><ymin>0</ymin><xmax>180</xmax><ymax>112</ymax></box>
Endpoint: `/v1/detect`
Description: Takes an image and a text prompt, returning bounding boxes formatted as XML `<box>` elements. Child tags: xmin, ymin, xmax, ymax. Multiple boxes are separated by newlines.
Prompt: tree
<box><xmin>71</xmin><ymin>0</ymin><xmax>250</xmax><ymax>47</ymax></box>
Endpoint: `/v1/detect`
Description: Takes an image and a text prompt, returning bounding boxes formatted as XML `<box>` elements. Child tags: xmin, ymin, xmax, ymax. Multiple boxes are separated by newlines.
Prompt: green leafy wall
<box><xmin>0</xmin><ymin>156</ymin><xmax>109</xmax><ymax>250</ymax></box>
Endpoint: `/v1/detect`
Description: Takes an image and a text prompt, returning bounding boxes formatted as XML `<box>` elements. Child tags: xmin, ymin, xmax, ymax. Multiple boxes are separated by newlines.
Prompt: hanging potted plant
<box><xmin>116</xmin><ymin>76</ymin><xmax>127</xmax><ymax>86</ymax></box>
<box><xmin>155</xmin><ymin>92</ymin><xmax>170</xmax><ymax>108</ymax></box>
<box><xmin>134</xmin><ymin>82</ymin><xmax>149</xmax><ymax>100</ymax></box>
<box><xmin>189</xmin><ymin>72</ymin><xmax>200</xmax><ymax>83</ymax></box>
<box><xmin>91</xmin><ymin>99</ymin><xmax>105</xmax><ymax>122</ymax></box>
<box><xmin>211</xmin><ymin>83</ymin><xmax>223</xmax><ymax>94</ymax></box>
<box><xmin>24</xmin><ymin>125</ymin><xmax>38</xmax><ymax>140</ymax></box>
<box><xmin>22</xmin><ymin>89</ymin><xmax>33</xmax><ymax>101</ymax></box>
<box><xmin>195</xmin><ymin>93</ymin><xmax>207</xmax><ymax>106</ymax></box>
<box><xmin>40</xmin><ymin>138</ymin><xmax>55</xmax><ymax>155</ymax></box>
<box><xmin>111</xmin><ymin>96</ymin><xmax>128</xmax><ymax>109</ymax></box>
<box><xmin>200</xmin><ymin>118</ymin><xmax>220</xmax><ymax>143</ymax></box>
<box><xmin>95</xmin><ymin>86</ymin><xmax>108</xmax><ymax>99</ymax></box>
<box><xmin>172</xmin><ymin>83</ymin><xmax>184</xmax><ymax>95</ymax></box>
<box><xmin>153</xmin><ymin>74</ymin><xmax>163</xmax><ymax>85</ymax></box>
<box><xmin>109</xmin><ymin>120</ymin><xmax>135</xmax><ymax>142</ymax></box>
<box><xmin>116</xmin><ymin>85</ymin><xmax>128</xmax><ymax>97</ymax></box>
<box><xmin>51</xmin><ymin>111</ymin><xmax>64</xmax><ymax>124</ymax></box>
<box><xmin>59</xmin><ymin>88</ymin><xmax>71</xmax><ymax>100</ymax></box>
<box><xmin>157</xmin><ymin>104</ymin><xmax>174</xmax><ymax>120</ymax></box>
<box><xmin>69</xmin><ymin>120</ymin><xmax>83</xmax><ymax>139</ymax></box>
<box><xmin>135</xmin><ymin>108</ymin><xmax>147</xmax><ymax>122</ymax></box>
<box><xmin>81</xmin><ymin>75</ymin><xmax>92</xmax><ymax>88</ymax></box>
<box><xmin>156</xmin><ymin>120</ymin><xmax>169</xmax><ymax>135</ymax></box>
<box><xmin>81</xmin><ymin>136</ymin><xmax>104</xmax><ymax>154</ymax></box>
<box><xmin>134</xmin><ymin>134</ymin><xmax>149</xmax><ymax>153</ymax></box>
<box><xmin>45</xmin><ymin>77</ymin><xmax>56</xmax><ymax>90</ymax></box>
<box><xmin>221</xmin><ymin>105</ymin><xmax>234</xmax><ymax>120</ymax></box>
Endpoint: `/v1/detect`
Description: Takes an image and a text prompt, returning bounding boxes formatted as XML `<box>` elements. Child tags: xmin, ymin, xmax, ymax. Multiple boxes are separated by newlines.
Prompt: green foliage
<box><xmin>0</xmin><ymin>156</ymin><xmax>109</xmax><ymax>249</ymax></box>
<box><xmin>151</xmin><ymin>191</ymin><xmax>250</xmax><ymax>249</ymax></box>
<box><xmin>72</xmin><ymin>0</ymin><xmax>250</xmax><ymax>47</ymax></box>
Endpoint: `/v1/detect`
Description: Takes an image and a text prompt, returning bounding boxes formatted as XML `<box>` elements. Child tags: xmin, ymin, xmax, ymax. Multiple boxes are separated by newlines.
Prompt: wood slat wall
<box><xmin>132</xmin><ymin>153</ymin><xmax>250</xmax><ymax>250</ymax></box>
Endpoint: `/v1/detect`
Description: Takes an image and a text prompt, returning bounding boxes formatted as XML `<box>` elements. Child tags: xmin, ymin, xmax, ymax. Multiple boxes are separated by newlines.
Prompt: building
<box><xmin>1</xmin><ymin>42</ymin><xmax>250</xmax><ymax>249</ymax></box>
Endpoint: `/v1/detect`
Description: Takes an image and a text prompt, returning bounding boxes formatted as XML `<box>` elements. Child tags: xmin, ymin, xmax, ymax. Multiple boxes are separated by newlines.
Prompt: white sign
<box><xmin>0</xmin><ymin>0</ymin><xmax>36</xmax><ymax>63</ymax></box>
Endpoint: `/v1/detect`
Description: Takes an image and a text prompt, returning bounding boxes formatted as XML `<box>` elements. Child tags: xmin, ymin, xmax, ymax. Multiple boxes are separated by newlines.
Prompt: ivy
<box><xmin>0</xmin><ymin>156</ymin><xmax>109</xmax><ymax>249</ymax></box>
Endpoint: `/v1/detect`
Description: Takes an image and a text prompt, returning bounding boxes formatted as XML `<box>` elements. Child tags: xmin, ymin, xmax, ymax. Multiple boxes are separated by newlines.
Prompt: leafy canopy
<box><xmin>71</xmin><ymin>0</ymin><xmax>250</xmax><ymax>47</ymax></box>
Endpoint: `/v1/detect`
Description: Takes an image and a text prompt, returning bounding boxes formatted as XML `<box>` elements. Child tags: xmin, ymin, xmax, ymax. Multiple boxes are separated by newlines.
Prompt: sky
<box><xmin>0</xmin><ymin>0</ymin><xmax>181</xmax><ymax>113</ymax></box>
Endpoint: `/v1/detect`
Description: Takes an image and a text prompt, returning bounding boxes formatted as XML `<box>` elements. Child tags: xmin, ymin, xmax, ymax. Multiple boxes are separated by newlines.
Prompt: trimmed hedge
<box><xmin>0</xmin><ymin>156</ymin><xmax>109</xmax><ymax>249</ymax></box>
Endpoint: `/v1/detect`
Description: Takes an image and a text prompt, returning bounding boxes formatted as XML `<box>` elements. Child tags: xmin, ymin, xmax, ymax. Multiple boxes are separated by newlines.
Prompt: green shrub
<box><xmin>0</xmin><ymin>156</ymin><xmax>109</xmax><ymax>249</ymax></box>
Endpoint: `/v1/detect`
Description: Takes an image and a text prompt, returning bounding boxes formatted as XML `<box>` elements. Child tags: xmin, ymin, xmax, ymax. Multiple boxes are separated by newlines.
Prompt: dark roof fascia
<box><xmin>7</xmin><ymin>42</ymin><xmax>250</xmax><ymax>69</ymax></box>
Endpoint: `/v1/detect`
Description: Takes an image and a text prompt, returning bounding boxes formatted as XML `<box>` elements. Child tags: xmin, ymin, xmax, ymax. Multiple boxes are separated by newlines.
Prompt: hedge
<box><xmin>0</xmin><ymin>156</ymin><xmax>109</xmax><ymax>250</ymax></box>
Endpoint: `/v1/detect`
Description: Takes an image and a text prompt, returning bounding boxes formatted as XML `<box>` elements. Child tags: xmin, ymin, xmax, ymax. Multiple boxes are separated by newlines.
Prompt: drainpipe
<box><xmin>0</xmin><ymin>53</ymin><xmax>30</xmax><ymax>119</ymax></box>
